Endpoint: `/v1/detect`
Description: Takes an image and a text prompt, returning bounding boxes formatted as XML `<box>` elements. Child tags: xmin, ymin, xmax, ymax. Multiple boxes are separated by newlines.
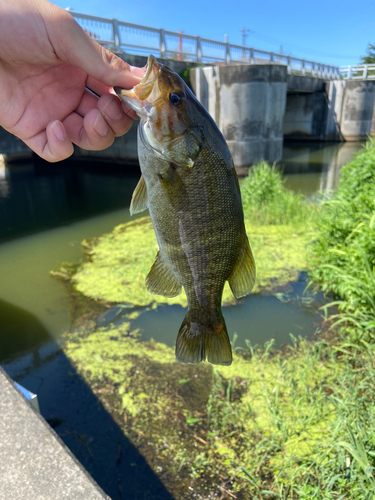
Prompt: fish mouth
<box><xmin>114</xmin><ymin>55</ymin><xmax>161</xmax><ymax>116</ymax></box>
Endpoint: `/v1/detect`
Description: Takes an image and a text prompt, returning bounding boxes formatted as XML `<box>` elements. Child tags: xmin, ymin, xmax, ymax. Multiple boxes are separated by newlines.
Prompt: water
<box><xmin>0</xmin><ymin>141</ymin><xmax>364</xmax><ymax>499</ymax></box>
<box><xmin>0</xmin><ymin>141</ymin><xmax>363</xmax><ymax>361</ymax></box>
<box><xmin>281</xmin><ymin>141</ymin><xmax>363</xmax><ymax>196</ymax></box>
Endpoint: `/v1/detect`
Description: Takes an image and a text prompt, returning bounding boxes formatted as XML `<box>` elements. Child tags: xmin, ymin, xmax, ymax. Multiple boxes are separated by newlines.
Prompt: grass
<box><xmin>241</xmin><ymin>161</ymin><xmax>319</xmax><ymax>227</ymax></box>
<box><xmin>309</xmin><ymin>139</ymin><xmax>375</xmax><ymax>342</ymax></box>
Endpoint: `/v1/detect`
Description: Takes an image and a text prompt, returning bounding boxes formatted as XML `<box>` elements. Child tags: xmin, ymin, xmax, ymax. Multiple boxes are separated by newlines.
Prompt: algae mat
<box><xmin>63</xmin><ymin>216</ymin><xmax>313</xmax><ymax>307</ymax></box>
<box><xmin>53</xmin><ymin>216</ymin><xmax>337</xmax><ymax>498</ymax></box>
<box><xmin>63</xmin><ymin>321</ymin><xmax>357</xmax><ymax>499</ymax></box>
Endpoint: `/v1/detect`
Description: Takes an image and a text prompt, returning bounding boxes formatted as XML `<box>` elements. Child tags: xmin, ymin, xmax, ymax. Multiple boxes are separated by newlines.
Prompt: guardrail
<box><xmin>68</xmin><ymin>11</ymin><xmax>340</xmax><ymax>80</ymax></box>
<box><xmin>340</xmin><ymin>64</ymin><xmax>375</xmax><ymax>80</ymax></box>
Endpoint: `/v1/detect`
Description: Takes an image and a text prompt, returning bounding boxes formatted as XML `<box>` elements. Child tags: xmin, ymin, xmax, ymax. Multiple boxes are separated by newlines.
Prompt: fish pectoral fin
<box><xmin>146</xmin><ymin>252</ymin><xmax>182</xmax><ymax>298</ymax></box>
<box><xmin>158</xmin><ymin>166</ymin><xmax>188</xmax><ymax>211</ymax></box>
<box><xmin>130</xmin><ymin>176</ymin><xmax>148</xmax><ymax>215</ymax></box>
<box><xmin>228</xmin><ymin>235</ymin><xmax>256</xmax><ymax>299</ymax></box>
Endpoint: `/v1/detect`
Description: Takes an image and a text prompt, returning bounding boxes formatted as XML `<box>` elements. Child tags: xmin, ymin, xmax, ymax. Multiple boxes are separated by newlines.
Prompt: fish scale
<box><xmin>116</xmin><ymin>55</ymin><xmax>255</xmax><ymax>366</ymax></box>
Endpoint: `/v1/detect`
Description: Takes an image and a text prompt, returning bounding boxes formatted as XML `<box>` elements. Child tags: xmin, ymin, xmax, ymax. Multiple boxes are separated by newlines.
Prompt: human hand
<box><xmin>0</xmin><ymin>0</ymin><xmax>144</xmax><ymax>162</ymax></box>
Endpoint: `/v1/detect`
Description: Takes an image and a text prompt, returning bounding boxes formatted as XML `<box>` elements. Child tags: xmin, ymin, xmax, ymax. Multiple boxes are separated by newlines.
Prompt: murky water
<box><xmin>0</xmin><ymin>141</ymin><xmax>364</xmax><ymax>499</ymax></box>
<box><xmin>281</xmin><ymin>141</ymin><xmax>363</xmax><ymax>196</ymax></box>
<box><xmin>0</xmin><ymin>141</ymin><xmax>363</xmax><ymax>363</ymax></box>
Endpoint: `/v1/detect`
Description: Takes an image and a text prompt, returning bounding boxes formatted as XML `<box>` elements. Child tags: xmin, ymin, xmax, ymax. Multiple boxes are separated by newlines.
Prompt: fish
<box><xmin>115</xmin><ymin>55</ymin><xmax>255</xmax><ymax>366</ymax></box>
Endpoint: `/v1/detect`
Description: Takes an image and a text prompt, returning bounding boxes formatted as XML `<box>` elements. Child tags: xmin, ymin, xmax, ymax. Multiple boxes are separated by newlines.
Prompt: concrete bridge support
<box><xmin>190</xmin><ymin>65</ymin><xmax>287</xmax><ymax>167</ymax></box>
<box><xmin>325</xmin><ymin>80</ymin><xmax>375</xmax><ymax>141</ymax></box>
<box><xmin>283</xmin><ymin>92</ymin><xmax>328</xmax><ymax>140</ymax></box>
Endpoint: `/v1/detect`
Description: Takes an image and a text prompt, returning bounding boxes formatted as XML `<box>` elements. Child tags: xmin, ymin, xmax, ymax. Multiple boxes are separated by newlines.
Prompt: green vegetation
<box><xmin>64</xmin><ymin>323</ymin><xmax>375</xmax><ymax>499</ymax></box>
<box><xmin>59</xmin><ymin>221</ymin><xmax>313</xmax><ymax>308</ymax></box>
<box><xmin>310</xmin><ymin>139</ymin><xmax>375</xmax><ymax>342</ymax></box>
<box><xmin>52</xmin><ymin>162</ymin><xmax>317</xmax><ymax>307</ymax></box>
<box><xmin>54</xmin><ymin>153</ymin><xmax>375</xmax><ymax>498</ymax></box>
<box><xmin>241</xmin><ymin>161</ymin><xmax>318</xmax><ymax>226</ymax></box>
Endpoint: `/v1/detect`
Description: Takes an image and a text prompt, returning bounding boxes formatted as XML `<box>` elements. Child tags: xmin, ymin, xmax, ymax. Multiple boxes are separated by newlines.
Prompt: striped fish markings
<box><xmin>115</xmin><ymin>56</ymin><xmax>255</xmax><ymax>366</ymax></box>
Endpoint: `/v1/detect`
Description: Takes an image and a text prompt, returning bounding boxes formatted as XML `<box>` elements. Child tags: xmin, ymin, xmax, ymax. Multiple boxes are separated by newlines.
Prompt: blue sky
<box><xmin>53</xmin><ymin>0</ymin><xmax>375</xmax><ymax>68</ymax></box>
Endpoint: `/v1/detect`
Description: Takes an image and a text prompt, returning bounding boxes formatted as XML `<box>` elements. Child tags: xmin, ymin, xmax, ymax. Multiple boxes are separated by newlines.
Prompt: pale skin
<box><xmin>0</xmin><ymin>0</ymin><xmax>145</xmax><ymax>162</ymax></box>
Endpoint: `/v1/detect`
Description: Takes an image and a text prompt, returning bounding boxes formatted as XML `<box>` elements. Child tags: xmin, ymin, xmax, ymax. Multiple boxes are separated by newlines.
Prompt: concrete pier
<box><xmin>284</xmin><ymin>92</ymin><xmax>328</xmax><ymax>140</ymax></box>
<box><xmin>325</xmin><ymin>80</ymin><xmax>375</xmax><ymax>140</ymax></box>
<box><xmin>2</xmin><ymin>59</ymin><xmax>375</xmax><ymax>167</ymax></box>
<box><xmin>191</xmin><ymin>65</ymin><xmax>287</xmax><ymax>166</ymax></box>
<box><xmin>0</xmin><ymin>367</ymin><xmax>108</xmax><ymax>499</ymax></box>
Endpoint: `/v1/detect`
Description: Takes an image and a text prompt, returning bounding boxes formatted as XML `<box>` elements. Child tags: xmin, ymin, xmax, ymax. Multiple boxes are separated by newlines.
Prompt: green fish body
<box><xmin>116</xmin><ymin>56</ymin><xmax>255</xmax><ymax>366</ymax></box>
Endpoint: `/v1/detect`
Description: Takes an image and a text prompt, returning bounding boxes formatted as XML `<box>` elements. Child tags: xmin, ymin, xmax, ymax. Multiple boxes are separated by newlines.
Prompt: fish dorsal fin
<box><xmin>130</xmin><ymin>176</ymin><xmax>148</xmax><ymax>215</ymax></box>
<box><xmin>228</xmin><ymin>235</ymin><xmax>256</xmax><ymax>299</ymax></box>
<box><xmin>146</xmin><ymin>251</ymin><xmax>182</xmax><ymax>298</ymax></box>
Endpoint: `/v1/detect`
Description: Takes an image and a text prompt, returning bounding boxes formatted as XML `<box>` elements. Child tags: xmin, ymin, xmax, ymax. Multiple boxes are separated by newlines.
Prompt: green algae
<box><xmin>62</xmin><ymin>319</ymin><xmax>375</xmax><ymax>498</ymax></box>
<box><xmin>65</xmin><ymin>216</ymin><xmax>313</xmax><ymax>307</ymax></box>
<box><xmin>52</xmin><ymin>159</ymin><xmax>375</xmax><ymax>497</ymax></box>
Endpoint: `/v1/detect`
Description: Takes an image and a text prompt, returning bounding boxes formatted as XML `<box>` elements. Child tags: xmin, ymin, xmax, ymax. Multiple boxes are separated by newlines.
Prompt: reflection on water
<box><xmin>281</xmin><ymin>141</ymin><xmax>363</xmax><ymax>197</ymax></box>
<box><xmin>0</xmin><ymin>207</ymin><xmax>138</xmax><ymax>362</ymax></box>
<box><xmin>0</xmin><ymin>159</ymin><xmax>139</xmax><ymax>242</ymax></box>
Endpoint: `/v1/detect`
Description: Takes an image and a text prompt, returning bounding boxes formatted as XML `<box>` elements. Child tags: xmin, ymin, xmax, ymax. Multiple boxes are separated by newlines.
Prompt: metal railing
<box><xmin>340</xmin><ymin>64</ymin><xmax>375</xmax><ymax>80</ymax></box>
<box><xmin>68</xmin><ymin>11</ymin><xmax>340</xmax><ymax>80</ymax></box>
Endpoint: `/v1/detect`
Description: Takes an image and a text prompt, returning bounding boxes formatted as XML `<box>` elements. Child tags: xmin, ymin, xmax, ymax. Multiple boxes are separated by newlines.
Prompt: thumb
<box><xmin>48</xmin><ymin>6</ymin><xmax>143</xmax><ymax>89</ymax></box>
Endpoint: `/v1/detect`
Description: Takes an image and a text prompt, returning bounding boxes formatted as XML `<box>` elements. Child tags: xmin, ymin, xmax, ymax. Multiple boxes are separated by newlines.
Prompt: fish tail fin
<box><xmin>175</xmin><ymin>309</ymin><xmax>232</xmax><ymax>366</ymax></box>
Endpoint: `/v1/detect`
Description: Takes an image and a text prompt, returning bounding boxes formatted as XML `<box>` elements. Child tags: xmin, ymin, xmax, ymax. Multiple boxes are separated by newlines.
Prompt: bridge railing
<box><xmin>68</xmin><ymin>11</ymin><xmax>340</xmax><ymax>80</ymax></box>
<box><xmin>340</xmin><ymin>64</ymin><xmax>375</xmax><ymax>80</ymax></box>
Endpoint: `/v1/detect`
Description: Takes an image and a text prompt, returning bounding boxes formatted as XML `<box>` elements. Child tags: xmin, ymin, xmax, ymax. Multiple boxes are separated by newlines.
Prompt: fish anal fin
<box><xmin>130</xmin><ymin>176</ymin><xmax>148</xmax><ymax>215</ymax></box>
<box><xmin>228</xmin><ymin>235</ymin><xmax>256</xmax><ymax>299</ymax></box>
<box><xmin>175</xmin><ymin>311</ymin><xmax>232</xmax><ymax>366</ymax></box>
<box><xmin>146</xmin><ymin>252</ymin><xmax>182</xmax><ymax>298</ymax></box>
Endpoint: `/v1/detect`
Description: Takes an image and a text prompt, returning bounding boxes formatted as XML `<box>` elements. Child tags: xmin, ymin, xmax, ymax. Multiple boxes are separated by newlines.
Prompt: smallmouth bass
<box><xmin>115</xmin><ymin>56</ymin><xmax>255</xmax><ymax>366</ymax></box>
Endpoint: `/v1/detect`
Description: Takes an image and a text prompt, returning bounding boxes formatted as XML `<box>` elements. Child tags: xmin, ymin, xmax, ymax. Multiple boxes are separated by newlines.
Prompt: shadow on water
<box><xmin>0</xmin><ymin>299</ymin><xmax>52</xmax><ymax>361</ymax></box>
<box><xmin>1</xmin><ymin>305</ymin><xmax>174</xmax><ymax>500</ymax></box>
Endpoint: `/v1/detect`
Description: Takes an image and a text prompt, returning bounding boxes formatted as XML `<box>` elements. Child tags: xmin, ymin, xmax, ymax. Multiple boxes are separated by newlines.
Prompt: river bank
<box><xmin>52</xmin><ymin>147</ymin><xmax>375</xmax><ymax>498</ymax></box>
<box><xmin>1</xmin><ymin>140</ymin><xmax>371</xmax><ymax>499</ymax></box>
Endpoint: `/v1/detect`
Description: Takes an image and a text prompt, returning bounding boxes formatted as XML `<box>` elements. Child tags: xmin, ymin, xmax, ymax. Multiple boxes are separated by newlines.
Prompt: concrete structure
<box><xmin>0</xmin><ymin>367</ymin><xmax>108</xmax><ymax>500</ymax></box>
<box><xmin>191</xmin><ymin>64</ymin><xmax>288</xmax><ymax>166</ymax></box>
<box><xmin>283</xmin><ymin>92</ymin><xmax>329</xmax><ymax>140</ymax></box>
<box><xmin>325</xmin><ymin>80</ymin><xmax>375</xmax><ymax>140</ymax></box>
<box><xmin>0</xmin><ymin>127</ymin><xmax>32</xmax><ymax>161</ymax></box>
<box><xmin>2</xmin><ymin>59</ymin><xmax>375</xmax><ymax>167</ymax></box>
<box><xmin>191</xmin><ymin>64</ymin><xmax>375</xmax><ymax>166</ymax></box>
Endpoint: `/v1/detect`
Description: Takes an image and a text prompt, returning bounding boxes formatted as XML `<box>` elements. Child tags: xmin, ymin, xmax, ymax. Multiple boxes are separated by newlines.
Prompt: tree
<box><xmin>360</xmin><ymin>43</ymin><xmax>375</xmax><ymax>64</ymax></box>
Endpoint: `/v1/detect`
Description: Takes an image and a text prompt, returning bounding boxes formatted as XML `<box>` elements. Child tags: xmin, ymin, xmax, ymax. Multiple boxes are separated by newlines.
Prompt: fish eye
<box><xmin>169</xmin><ymin>92</ymin><xmax>183</xmax><ymax>106</ymax></box>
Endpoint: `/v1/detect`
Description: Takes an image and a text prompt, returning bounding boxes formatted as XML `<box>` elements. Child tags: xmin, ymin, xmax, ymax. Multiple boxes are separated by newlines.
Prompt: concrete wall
<box><xmin>191</xmin><ymin>64</ymin><xmax>287</xmax><ymax>166</ymax></box>
<box><xmin>325</xmin><ymin>80</ymin><xmax>375</xmax><ymax>140</ymax></box>
<box><xmin>0</xmin><ymin>127</ymin><xmax>32</xmax><ymax>160</ymax></box>
<box><xmin>287</xmin><ymin>74</ymin><xmax>326</xmax><ymax>93</ymax></box>
<box><xmin>284</xmin><ymin>92</ymin><xmax>328</xmax><ymax>140</ymax></box>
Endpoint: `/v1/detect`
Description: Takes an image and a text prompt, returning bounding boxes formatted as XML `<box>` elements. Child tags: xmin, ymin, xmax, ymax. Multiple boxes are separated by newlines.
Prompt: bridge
<box><xmin>1</xmin><ymin>11</ymin><xmax>375</xmax><ymax>166</ymax></box>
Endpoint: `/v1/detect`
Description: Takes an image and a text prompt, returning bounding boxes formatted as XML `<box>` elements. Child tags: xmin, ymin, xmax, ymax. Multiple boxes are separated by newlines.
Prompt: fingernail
<box><xmin>50</xmin><ymin>120</ymin><xmax>66</xmax><ymax>141</ymax></box>
<box><xmin>93</xmin><ymin>113</ymin><xmax>108</xmax><ymax>137</ymax></box>
<box><xmin>103</xmin><ymin>98</ymin><xmax>123</xmax><ymax>121</ymax></box>
<box><xmin>129</xmin><ymin>65</ymin><xmax>145</xmax><ymax>78</ymax></box>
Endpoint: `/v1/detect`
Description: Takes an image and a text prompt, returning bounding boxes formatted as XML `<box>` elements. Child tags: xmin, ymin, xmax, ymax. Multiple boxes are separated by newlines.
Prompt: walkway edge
<box><xmin>0</xmin><ymin>367</ymin><xmax>110</xmax><ymax>500</ymax></box>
